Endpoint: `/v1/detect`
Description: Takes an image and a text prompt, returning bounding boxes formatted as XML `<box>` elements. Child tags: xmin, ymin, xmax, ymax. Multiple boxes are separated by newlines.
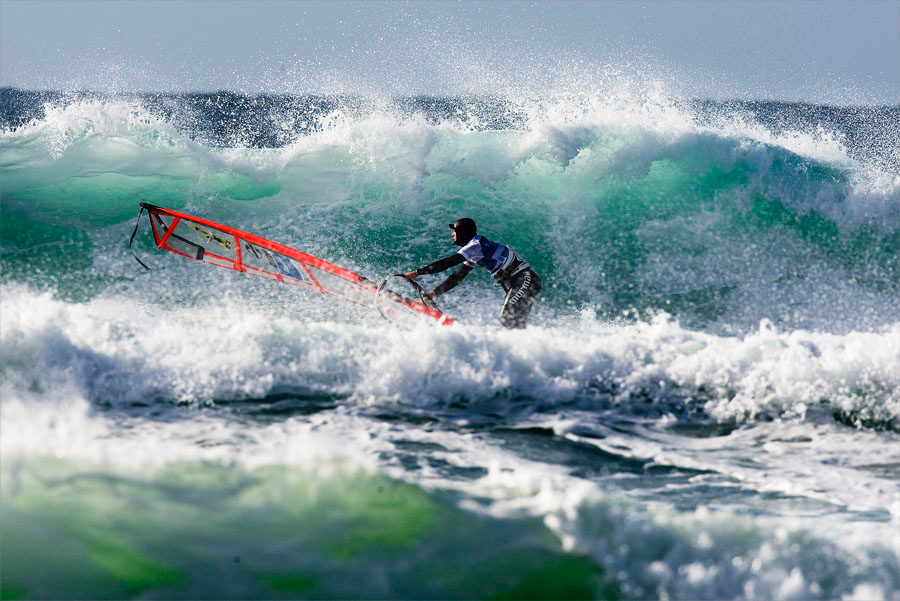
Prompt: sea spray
<box><xmin>2</xmin><ymin>88</ymin><xmax>898</xmax><ymax>599</ymax></box>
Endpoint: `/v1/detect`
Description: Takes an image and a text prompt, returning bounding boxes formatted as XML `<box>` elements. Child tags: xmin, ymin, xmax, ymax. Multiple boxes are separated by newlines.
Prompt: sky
<box><xmin>1</xmin><ymin>0</ymin><xmax>898</xmax><ymax>104</ymax></box>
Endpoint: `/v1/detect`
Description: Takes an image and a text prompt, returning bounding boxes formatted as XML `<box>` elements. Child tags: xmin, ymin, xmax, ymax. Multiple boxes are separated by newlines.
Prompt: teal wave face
<box><xmin>1</xmin><ymin>94</ymin><xmax>897</xmax><ymax>331</ymax></box>
<box><xmin>1</xmin><ymin>458</ymin><xmax>616</xmax><ymax>600</ymax></box>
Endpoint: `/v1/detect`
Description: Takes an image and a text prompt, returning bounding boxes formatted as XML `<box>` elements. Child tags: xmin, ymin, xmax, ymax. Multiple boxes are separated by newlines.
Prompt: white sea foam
<box><xmin>2</xmin><ymin>280</ymin><xmax>897</xmax><ymax>597</ymax></box>
<box><xmin>2</xmin><ymin>286</ymin><xmax>896</xmax><ymax>421</ymax></box>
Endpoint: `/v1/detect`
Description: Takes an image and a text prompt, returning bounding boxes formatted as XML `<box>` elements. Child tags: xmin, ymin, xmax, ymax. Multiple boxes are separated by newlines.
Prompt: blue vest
<box><xmin>458</xmin><ymin>235</ymin><xmax>528</xmax><ymax>278</ymax></box>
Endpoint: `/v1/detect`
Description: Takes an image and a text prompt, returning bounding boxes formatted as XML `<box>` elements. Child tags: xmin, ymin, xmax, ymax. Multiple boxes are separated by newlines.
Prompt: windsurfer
<box><xmin>405</xmin><ymin>218</ymin><xmax>542</xmax><ymax>329</ymax></box>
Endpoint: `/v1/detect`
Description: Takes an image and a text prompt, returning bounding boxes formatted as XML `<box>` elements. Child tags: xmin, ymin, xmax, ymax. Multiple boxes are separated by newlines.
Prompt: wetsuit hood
<box><xmin>449</xmin><ymin>218</ymin><xmax>476</xmax><ymax>246</ymax></box>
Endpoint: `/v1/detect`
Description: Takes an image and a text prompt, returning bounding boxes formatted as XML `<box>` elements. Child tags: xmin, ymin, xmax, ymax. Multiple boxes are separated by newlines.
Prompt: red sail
<box><xmin>138</xmin><ymin>203</ymin><xmax>454</xmax><ymax>326</ymax></box>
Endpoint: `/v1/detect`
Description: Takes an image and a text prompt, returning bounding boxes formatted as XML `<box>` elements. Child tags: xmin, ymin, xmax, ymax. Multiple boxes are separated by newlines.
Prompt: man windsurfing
<box><xmin>404</xmin><ymin>218</ymin><xmax>542</xmax><ymax>328</ymax></box>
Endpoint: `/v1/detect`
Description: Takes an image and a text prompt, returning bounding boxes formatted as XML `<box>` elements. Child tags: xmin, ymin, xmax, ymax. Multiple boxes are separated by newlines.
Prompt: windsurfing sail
<box><xmin>130</xmin><ymin>203</ymin><xmax>454</xmax><ymax>326</ymax></box>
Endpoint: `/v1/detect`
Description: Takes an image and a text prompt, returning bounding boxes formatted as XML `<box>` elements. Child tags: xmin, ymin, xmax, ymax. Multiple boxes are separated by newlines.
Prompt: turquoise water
<box><xmin>2</xmin><ymin>90</ymin><xmax>898</xmax><ymax>599</ymax></box>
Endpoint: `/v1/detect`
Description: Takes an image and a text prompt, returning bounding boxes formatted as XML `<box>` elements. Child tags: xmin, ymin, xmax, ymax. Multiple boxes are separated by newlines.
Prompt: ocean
<box><xmin>1</xmin><ymin>87</ymin><xmax>898</xmax><ymax>599</ymax></box>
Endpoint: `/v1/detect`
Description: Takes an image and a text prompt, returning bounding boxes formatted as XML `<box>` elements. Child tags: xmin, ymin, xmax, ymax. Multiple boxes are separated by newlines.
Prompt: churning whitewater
<box><xmin>1</xmin><ymin>88</ymin><xmax>898</xmax><ymax>600</ymax></box>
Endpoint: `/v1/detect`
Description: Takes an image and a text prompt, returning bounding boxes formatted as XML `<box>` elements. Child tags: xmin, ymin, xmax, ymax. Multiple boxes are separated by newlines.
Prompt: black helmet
<box><xmin>449</xmin><ymin>218</ymin><xmax>477</xmax><ymax>246</ymax></box>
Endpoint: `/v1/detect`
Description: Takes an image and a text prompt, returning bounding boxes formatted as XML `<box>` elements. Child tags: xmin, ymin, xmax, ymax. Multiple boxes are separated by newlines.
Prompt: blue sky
<box><xmin>1</xmin><ymin>0</ymin><xmax>898</xmax><ymax>104</ymax></box>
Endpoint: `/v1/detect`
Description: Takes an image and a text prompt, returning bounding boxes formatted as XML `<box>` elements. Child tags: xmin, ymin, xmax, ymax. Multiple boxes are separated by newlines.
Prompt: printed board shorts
<box><xmin>498</xmin><ymin>268</ymin><xmax>542</xmax><ymax>329</ymax></box>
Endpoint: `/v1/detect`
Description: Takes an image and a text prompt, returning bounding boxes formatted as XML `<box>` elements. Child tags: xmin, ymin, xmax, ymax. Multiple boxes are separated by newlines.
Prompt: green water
<box><xmin>1</xmin><ymin>457</ymin><xmax>617</xmax><ymax>600</ymax></box>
